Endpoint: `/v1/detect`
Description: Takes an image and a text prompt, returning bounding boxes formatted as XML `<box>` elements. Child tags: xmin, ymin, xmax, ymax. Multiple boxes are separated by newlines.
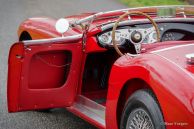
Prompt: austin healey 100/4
<box><xmin>7</xmin><ymin>5</ymin><xmax>194</xmax><ymax>129</ymax></box>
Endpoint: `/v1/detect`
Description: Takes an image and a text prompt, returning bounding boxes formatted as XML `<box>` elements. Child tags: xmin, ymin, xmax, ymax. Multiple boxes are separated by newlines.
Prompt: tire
<box><xmin>120</xmin><ymin>89</ymin><xmax>165</xmax><ymax>129</ymax></box>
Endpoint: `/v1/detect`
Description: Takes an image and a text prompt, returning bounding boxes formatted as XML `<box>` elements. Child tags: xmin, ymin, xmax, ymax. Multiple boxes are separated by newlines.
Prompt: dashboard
<box><xmin>97</xmin><ymin>22</ymin><xmax>194</xmax><ymax>48</ymax></box>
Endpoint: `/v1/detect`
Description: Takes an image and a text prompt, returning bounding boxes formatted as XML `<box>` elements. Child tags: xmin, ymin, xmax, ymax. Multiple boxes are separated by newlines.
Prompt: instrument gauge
<box><xmin>161</xmin><ymin>31</ymin><xmax>185</xmax><ymax>41</ymax></box>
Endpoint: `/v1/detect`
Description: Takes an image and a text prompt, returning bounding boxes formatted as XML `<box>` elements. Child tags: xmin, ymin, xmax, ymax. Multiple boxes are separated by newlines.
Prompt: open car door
<box><xmin>8</xmin><ymin>37</ymin><xmax>83</xmax><ymax>112</ymax></box>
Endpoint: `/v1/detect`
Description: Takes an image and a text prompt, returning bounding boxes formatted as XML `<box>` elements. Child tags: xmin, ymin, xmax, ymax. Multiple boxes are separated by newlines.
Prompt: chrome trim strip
<box><xmin>101</xmin><ymin>18</ymin><xmax>194</xmax><ymax>31</ymax></box>
<box><xmin>23</xmin><ymin>34</ymin><xmax>83</xmax><ymax>45</ymax></box>
<box><xmin>76</xmin><ymin>5</ymin><xmax>194</xmax><ymax>25</ymax></box>
<box><xmin>72</xmin><ymin>95</ymin><xmax>106</xmax><ymax>126</ymax></box>
<box><xmin>150</xmin><ymin>44</ymin><xmax>194</xmax><ymax>53</ymax></box>
<box><xmin>73</xmin><ymin>103</ymin><xmax>105</xmax><ymax>126</ymax></box>
<box><xmin>75</xmin><ymin>12</ymin><xmax>104</xmax><ymax>25</ymax></box>
<box><xmin>99</xmin><ymin>5</ymin><xmax>194</xmax><ymax>15</ymax></box>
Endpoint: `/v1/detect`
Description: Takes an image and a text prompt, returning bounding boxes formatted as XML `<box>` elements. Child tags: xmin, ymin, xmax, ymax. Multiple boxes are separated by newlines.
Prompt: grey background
<box><xmin>0</xmin><ymin>0</ymin><xmax>126</xmax><ymax>129</ymax></box>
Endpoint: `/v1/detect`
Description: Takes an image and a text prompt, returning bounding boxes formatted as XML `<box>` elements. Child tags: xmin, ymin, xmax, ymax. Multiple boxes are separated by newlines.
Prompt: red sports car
<box><xmin>7</xmin><ymin>5</ymin><xmax>194</xmax><ymax>129</ymax></box>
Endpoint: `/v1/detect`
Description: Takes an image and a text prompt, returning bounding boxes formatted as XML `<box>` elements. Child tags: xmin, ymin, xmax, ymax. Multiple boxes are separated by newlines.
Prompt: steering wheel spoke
<box><xmin>134</xmin><ymin>43</ymin><xmax>142</xmax><ymax>54</ymax></box>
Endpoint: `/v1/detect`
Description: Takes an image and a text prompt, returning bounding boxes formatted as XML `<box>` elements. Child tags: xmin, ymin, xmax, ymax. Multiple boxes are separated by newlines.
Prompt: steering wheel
<box><xmin>112</xmin><ymin>11</ymin><xmax>160</xmax><ymax>56</ymax></box>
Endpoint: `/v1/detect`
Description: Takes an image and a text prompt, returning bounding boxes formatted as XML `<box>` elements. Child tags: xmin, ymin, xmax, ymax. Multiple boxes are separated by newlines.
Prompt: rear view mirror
<box><xmin>55</xmin><ymin>18</ymin><xmax>70</xmax><ymax>36</ymax></box>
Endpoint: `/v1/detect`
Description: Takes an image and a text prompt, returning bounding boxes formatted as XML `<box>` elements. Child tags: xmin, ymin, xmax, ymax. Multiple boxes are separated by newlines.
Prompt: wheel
<box><xmin>120</xmin><ymin>89</ymin><xmax>165</xmax><ymax>129</ymax></box>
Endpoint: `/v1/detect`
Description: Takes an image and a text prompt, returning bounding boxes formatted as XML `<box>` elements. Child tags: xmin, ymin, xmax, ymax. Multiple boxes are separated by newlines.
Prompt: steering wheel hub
<box><xmin>131</xmin><ymin>31</ymin><xmax>142</xmax><ymax>43</ymax></box>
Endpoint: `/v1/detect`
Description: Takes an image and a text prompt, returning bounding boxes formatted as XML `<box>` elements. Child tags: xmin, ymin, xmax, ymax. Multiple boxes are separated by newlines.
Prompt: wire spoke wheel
<box><xmin>126</xmin><ymin>108</ymin><xmax>154</xmax><ymax>129</ymax></box>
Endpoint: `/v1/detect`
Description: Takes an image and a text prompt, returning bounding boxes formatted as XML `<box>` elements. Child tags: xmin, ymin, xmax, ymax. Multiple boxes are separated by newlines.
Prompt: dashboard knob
<box><xmin>131</xmin><ymin>31</ymin><xmax>142</xmax><ymax>43</ymax></box>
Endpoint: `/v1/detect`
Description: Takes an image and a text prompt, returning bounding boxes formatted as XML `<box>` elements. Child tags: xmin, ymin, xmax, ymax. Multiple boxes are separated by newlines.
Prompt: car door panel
<box><xmin>8</xmin><ymin>41</ymin><xmax>83</xmax><ymax>112</ymax></box>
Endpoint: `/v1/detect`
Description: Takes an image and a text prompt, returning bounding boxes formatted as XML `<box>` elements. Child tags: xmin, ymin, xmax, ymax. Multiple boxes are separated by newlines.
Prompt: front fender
<box><xmin>106</xmin><ymin>54</ymin><xmax>194</xmax><ymax>129</ymax></box>
<box><xmin>18</xmin><ymin>17</ymin><xmax>80</xmax><ymax>40</ymax></box>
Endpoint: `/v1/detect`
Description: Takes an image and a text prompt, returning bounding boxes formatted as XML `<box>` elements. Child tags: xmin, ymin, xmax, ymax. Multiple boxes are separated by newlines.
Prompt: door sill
<box><xmin>67</xmin><ymin>95</ymin><xmax>106</xmax><ymax>128</ymax></box>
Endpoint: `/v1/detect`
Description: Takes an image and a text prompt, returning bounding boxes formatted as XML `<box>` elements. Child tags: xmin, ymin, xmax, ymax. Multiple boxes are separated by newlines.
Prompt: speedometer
<box><xmin>98</xmin><ymin>30</ymin><xmax>126</xmax><ymax>46</ymax></box>
<box><xmin>115</xmin><ymin>31</ymin><xmax>126</xmax><ymax>45</ymax></box>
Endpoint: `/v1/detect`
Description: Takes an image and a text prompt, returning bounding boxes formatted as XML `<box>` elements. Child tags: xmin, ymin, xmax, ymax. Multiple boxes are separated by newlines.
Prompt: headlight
<box><xmin>98</xmin><ymin>31</ymin><xmax>126</xmax><ymax>46</ymax></box>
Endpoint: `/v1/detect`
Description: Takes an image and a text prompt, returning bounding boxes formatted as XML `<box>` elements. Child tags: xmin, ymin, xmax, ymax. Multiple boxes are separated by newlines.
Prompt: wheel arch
<box><xmin>19</xmin><ymin>31</ymin><xmax>32</xmax><ymax>41</ymax></box>
<box><xmin>106</xmin><ymin>55</ymin><xmax>172</xmax><ymax>129</ymax></box>
<box><xmin>17</xmin><ymin>17</ymin><xmax>80</xmax><ymax>41</ymax></box>
<box><xmin>106</xmin><ymin>65</ymin><xmax>162</xmax><ymax>129</ymax></box>
<box><xmin>116</xmin><ymin>78</ymin><xmax>162</xmax><ymax>127</ymax></box>
<box><xmin>17</xmin><ymin>17</ymin><xmax>60</xmax><ymax>41</ymax></box>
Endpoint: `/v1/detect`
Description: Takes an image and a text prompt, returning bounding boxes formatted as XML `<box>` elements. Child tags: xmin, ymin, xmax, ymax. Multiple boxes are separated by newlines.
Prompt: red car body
<box><xmin>7</xmin><ymin>6</ymin><xmax>194</xmax><ymax>129</ymax></box>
